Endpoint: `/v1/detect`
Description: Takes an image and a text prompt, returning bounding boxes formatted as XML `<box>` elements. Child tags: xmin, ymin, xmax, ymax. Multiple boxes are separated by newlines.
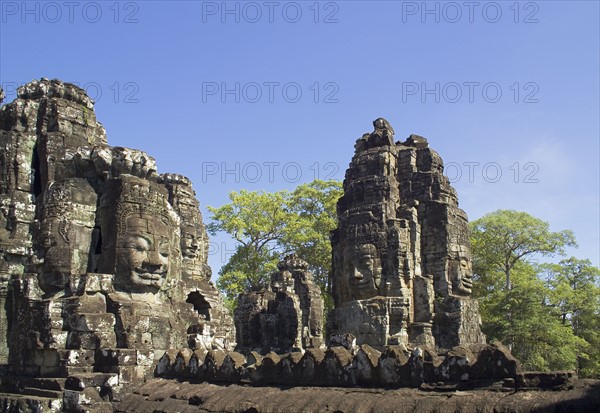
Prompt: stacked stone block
<box><xmin>234</xmin><ymin>254</ymin><xmax>324</xmax><ymax>353</ymax></box>
<box><xmin>156</xmin><ymin>342</ymin><xmax>533</xmax><ymax>389</ymax></box>
<box><xmin>329</xmin><ymin>119</ymin><xmax>486</xmax><ymax>351</ymax></box>
<box><xmin>0</xmin><ymin>79</ymin><xmax>235</xmax><ymax>406</ymax></box>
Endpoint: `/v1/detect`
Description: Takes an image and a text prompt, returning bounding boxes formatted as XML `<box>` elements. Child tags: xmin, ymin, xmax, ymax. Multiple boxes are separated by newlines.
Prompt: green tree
<box><xmin>479</xmin><ymin>260</ymin><xmax>586</xmax><ymax>371</ymax></box>
<box><xmin>470</xmin><ymin>210</ymin><xmax>576</xmax><ymax>290</ymax></box>
<box><xmin>207</xmin><ymin>180</ymin><xmax>343</xmax><ymax>307</ymax></box>
<box><xmin>470</xmin><ymin>209</ymin><xmax>588</xmax><ymax>371</ymax></box>
<box><xmin>207</xmin><ymin>189</ymin><xmax>289</xmax><ymax>301</ymax></box>
<box><xmin>283</xmin><ymin>180</ymin><xmax>342</xmax><ymax>299</ymax></box>
<box><xmin>216</xmin><ymin>244</ymin><xmax>280</xmax><ymax>301</ymax></box>
<box><xmin>542</xmin><ymin>258</ymin><xmax>600</xmax><ymax>377</ymax></box>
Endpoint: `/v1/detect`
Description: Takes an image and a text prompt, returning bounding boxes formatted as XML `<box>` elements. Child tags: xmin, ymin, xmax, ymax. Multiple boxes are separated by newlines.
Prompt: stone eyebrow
<box><xmin>126</xmin><ymin>233</ymin><xmax>152</xmax><ymax>245</ymax></box>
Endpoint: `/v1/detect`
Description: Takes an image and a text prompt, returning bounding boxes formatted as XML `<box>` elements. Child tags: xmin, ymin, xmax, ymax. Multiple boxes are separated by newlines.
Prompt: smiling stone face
<box><xmin>181</xmin><ymin>232</ymin><xmax>200</xmax><ymax>260</ymax></box>
<box><xmin>98</xmin><ymin>175</ymin><xmax>180</xmax><ymax>294</ymax></box>
<box><xmin>115</xmin><ymin>215</ymin><xmax>171</xmax><ymax>293</ymax></box>
<box><xmin>161</xmin><ymin>174</ymin><xmax>210</xmax><ymax>280</ymax></box>
<box><xmin>35</xmin><ymin>179</ymin><xmax>97</xmax><ymax>295</ymax></box>
<box><xmin>448</xmin><ymin>254</ymin><xmax>474</xmax><ymax>296</ymax></box>
<box><xmin>344</xmin><ymin>243</ymin><xmax>381</xmax><ymax>300</ymax></box>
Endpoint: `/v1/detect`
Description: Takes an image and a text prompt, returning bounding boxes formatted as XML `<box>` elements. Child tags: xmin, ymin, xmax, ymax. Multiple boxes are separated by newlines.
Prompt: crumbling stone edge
<box><xmin>155</xmin><ymin>342</ymin><xmax>576</xmax><ymax>391</ymax></box>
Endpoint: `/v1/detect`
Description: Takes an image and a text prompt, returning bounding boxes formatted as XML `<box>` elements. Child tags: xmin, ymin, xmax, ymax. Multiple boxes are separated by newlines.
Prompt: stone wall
<box><xmin>153</xmin><ymin>341</ymin><xmax>579</xmax><ymax>391</ymax></box>
<box><xmin>115</xmin><ymin>378</ymin><xmax>599</xmax><ymax>413</ymax></box>
<box><xmin>0</xmin><ymin>85</ymin><xmax>586</xmax><ymax>412</ymax></box>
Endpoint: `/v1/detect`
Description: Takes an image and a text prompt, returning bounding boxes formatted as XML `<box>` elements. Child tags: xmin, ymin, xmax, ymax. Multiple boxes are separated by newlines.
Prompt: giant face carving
<box><xmin>37</xmin><ymin>181</ymin><xmax>72</xmax><ymax>294</ymax></box>
<box><xmin>344</xmin><ymin>243</ymin><xmax>381</xmax><ymax>300</ymax></box>
<box><xmin>115</xmin><ymin>213</ymin><xmax>172</xmax><ymax>293</ymax></box>
<box><xmin>447</xmin><ymin>254</ymin><xmax>474</xmax><ymax>296</ymax></box>
<box><xmin>39</xmin><ymin>218</ymin><xmax>71</xmax><ymax>293</ymax></box>
<box><xmin>161</xmin><ymin>175</ymin><xmax>208</xmax><ymax>280</ymax></box>
<box><xmin>182</xmin><ymin>231</ymin><xmax>201</xmax><ymax>260</ymax></box>
<box><xmin>104</xmin><ymin>176</ymin><xmax>180</xmax><ymax>294</ymax></box>
<box><xmin>180</xmin><ymin>222</ymin><xmax>208</xmax><ymax>279</ymax></box>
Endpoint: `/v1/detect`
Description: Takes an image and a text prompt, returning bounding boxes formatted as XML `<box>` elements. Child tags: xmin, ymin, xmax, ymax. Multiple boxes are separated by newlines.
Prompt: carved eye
<box><xmin>159</xmin><ymin>242</ymin><xmax>170</xmax><ymax>258</ymax></box>
<box><xmin>132</xmin><ymin>244</ymin><xmax>147</xmax><ymax>252</ymax></box>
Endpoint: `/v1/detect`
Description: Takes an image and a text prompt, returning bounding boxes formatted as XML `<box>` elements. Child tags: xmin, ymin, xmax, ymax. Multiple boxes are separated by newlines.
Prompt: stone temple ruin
<box><xmin>0</xmin><ymin>79</ymin><xmax>233</xmax><ymax>409</ymax></box>
<box><xmin>328</xmin><ymin>118</ymin><xmax>486</xmax><ymax>350</ymax></box>
<box><xmin>0</xmin><ymin>80</ymin><xmax>596</xmax><ymax>412</ymax></box>
<box><xmin>235</xmin><ymin>254</ymin><xmax>324</xmax><ymax>354</ymax></box>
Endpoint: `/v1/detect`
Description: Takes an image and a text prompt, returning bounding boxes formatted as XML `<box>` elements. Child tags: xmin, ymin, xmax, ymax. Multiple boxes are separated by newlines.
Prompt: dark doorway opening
<box><xmin>186</xmin><ymin>292</ymin><xmax>211</xmax><ymax>320</ymax></box>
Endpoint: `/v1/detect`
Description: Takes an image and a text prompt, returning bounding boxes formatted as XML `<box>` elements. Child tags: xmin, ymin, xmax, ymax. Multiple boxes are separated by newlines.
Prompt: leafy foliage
<box><xmin>541</xmin><ymin>258</ymin><xmax>600</xmax><ymax>377</ymax></box>
<box><xmin>471</xmin><ymin>209</ymin><xmax>576</xmax><ymax>289</ymax></box>
<box><xmin>471</xmin><ymin>210</ymin><xmax>599</xmax><ymax>376</ymax></box>
<box><xmin>478</xmin><ymin>261</ymin><xmax>586</xmax><ymax>371</ymax></box>
<box><xmin>207</xmin><ymin>180</ymin><xmax>343</xmax><ymax>309</ymax></box>
<box><xmin>283</xmin><ymin>180</ymin><xmax>341</xmax><ymax>299</ymax></box>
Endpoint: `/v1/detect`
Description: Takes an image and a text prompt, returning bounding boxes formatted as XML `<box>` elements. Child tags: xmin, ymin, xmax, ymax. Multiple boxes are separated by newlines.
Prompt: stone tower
<box><xmin>235</xmin><ymin>254</ymin><xmax>325</xmax><ymax>353</ymax></box>
<box><xmin>0</xmin><ymin>79</ymin><xmax>234</xmax><ymax>386</ymax></box>
<box><xmin>328</xmin><ymin>118</ymin><xmax>485</xmax><ymax>351</ymax></box>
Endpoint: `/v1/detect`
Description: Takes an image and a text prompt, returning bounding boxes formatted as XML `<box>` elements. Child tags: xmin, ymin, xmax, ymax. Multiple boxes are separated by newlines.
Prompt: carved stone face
<box><xmin>182</xmin><ymin>231</ymin><xmax>201</xmax><ymax>260</ymax></box>
<box><xmin>115</xmin><ymin>215</ymin><xmax>171</xmax><ymax>293</ymax></box>
<box><xmin>36</xmin><ymin>179</ymin><xmax>97</xmax><ymax>294</ymax></box>
<box><xmin>344</xmin><ymin>243</ymin><xmax>381</xmax><ymax>300</ymax></box>
<box><xmin>39</xmin><ymin>219</ymin><xmax>70</xmax><ymax>293</ymax></box>
<box><xmin>180</xmin><ymin>223</ymin><xmax>208</xmax><ymax>279</ymax></box>
<box><xmin>448</xmin><ymin>256</ymin><xmax>473</xmax><ymax>296</ymax></box>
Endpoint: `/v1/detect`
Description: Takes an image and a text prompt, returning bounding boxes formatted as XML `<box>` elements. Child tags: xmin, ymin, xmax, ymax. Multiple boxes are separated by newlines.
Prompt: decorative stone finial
<box><xmin>373</xmin><ymin>117</ymin><xmax>394</xmax><ymax>136</ymax></box>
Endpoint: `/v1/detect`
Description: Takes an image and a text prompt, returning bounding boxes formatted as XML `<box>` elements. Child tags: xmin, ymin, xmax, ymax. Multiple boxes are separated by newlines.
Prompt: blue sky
<box><xmin>1</xmin><ymin>0</ymin><xmax>599</xmax><ymax>275</ymax></box>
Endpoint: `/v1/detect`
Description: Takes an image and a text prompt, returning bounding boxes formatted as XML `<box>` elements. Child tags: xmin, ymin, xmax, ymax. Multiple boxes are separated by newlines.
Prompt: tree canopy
<box><xmin>207</xmin><ymin>180</ymin><xmax>342</xmax><ymax>308</ymax></box>
<box><xmin>470</xmin><ymin>210</ymin><xmax>599</xmax><ymax>376</ymax></box>
<box><xmin>470</xmin><ymin>209</ymin><xmax>577</xmax><ymax>290</ymax></box>
<box><xmin>541</xmin><ymin>258</ymin><xmax>600</xmax><ymax>377</ymax></box>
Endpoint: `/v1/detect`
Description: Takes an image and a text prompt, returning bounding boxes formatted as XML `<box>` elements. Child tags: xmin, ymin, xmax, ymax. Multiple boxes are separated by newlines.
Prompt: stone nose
<box><xmin>142</xmin><ymin>261</ymin><xmax>163</xmax><ymax>273</ymax></box>
<box><xmin>145</xmin><ymin>248</ymin><xmax>166</xmax><ymax>270</ymax></box>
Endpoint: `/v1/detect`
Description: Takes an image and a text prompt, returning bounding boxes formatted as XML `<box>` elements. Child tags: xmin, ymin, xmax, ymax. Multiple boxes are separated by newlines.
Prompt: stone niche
<box><xmin>0</xmin><ymin>79</ymin><xmax>234</xmax><ymax>392</ymax></box>
<box><xmin>234</xmin><ymin>254</ymin><xmax>325</xmax><ymax>354</ymax></box>
<box><xmin>328</xmin><ymin>118</ymin><xmax>486</xmax><ymax>351</ymax></box>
